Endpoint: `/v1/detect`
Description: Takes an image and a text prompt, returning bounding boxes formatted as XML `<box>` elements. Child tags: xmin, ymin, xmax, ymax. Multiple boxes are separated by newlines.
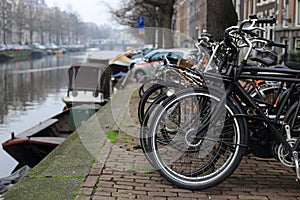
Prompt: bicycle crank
<box><xmin>292</xmin><ymin>151</ymin><xmax>300</xmax><ymax>182</ymax></box>
<box><xmin>277</xmin><ymin>138</ymin><xmax>296</xmax><ymax>168</ymax></box>
<box><xmin>277</xmin><ymin>138</ymin><xmax>300</xmax><ymax>182</ymax></box>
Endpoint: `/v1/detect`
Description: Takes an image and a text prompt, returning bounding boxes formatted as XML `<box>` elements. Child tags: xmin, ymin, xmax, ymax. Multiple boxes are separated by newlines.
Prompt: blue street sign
<box><xmin>137</xmin><ymin>16</ymin><xmax>144</xmax><ymax>29</ymax></box>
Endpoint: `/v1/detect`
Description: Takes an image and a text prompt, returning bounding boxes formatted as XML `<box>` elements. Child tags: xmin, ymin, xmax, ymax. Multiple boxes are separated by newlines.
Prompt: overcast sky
<box><xmin>44</xmin><ymin>0</ymin><xmax>120</xmax><ymax>26</ymax></box>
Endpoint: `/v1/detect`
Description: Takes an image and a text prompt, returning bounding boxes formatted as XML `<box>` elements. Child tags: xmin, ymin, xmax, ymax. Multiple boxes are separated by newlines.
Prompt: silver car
<box><xmin>132</xmin><ymin>48</ymin><xmax>197</xmax><ymax>82</ymax></box>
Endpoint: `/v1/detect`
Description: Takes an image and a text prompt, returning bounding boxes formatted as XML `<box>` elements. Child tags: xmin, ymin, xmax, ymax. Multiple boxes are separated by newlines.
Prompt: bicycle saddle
<box><xmin>250</xmin><ymin>56</ymin><xmax>277</xmax><ymax>66</ymax></box>
<box><xmin>285</xmin><ymin>61</ymin><xmax>300</xmax><ymax>70</ymax></box>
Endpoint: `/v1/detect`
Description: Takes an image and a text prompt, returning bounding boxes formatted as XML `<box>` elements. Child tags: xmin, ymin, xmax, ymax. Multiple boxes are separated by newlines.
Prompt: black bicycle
<box><xmin>140</xmin><ymin>15</ymin><xmax>300</xmax><ymax>190</ymax></box>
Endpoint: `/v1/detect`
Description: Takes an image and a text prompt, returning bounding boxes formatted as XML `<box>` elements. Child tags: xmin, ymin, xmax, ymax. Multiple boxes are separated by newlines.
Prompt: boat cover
<box><xmin>0</xmin><ymin>165</ymin><xmax>31</xmax><ymax>194</ymax></box>
<box><xmin>67</xmin><ymin>63</ymin><xmax>111</xmax><ymax>99</ymax></box>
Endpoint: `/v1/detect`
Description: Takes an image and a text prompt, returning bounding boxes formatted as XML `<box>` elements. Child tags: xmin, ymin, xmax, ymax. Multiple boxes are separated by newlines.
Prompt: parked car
<box><xmin>130</xmin><ymin>47</ymin><xmax>155</xmax><ymax>60</ymax></box>
<box><xmin>131</xmin><ymin>48</ymin><xmax>198</xmax><ymax>82</ymax></box>
<box><xmin>32</xmin><ymin>43</ymin><xmax>46</xmax><ymax>50</ymax></box>
<box><xmin>0</xmin><ymin>44</ymin><xmax>6</xmax><ymax>51</ymax></box>
<box><xmin>129</xmin><ymin>48</ymin><xmax>161</xmax><ymax>67</ymax></box>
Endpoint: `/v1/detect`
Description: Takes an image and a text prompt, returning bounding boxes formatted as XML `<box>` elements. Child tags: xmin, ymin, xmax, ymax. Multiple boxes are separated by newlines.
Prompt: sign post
<box><xmin>137</xmin><ymin>16</ymin><xmax>145</xmax><ymax>39</ymax></box>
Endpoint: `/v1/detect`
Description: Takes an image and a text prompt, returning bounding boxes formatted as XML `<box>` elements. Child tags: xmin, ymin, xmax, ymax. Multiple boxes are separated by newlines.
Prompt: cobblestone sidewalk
<box><xmin>76</xmin><ymin>86</ymin><xmax>300</xmax><ymax>200</ymax></box>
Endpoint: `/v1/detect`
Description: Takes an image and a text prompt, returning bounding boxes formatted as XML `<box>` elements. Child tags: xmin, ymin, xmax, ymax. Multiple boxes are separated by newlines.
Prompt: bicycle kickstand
<box><xmin>293</xmin><ymin>151</ymin><xmax>300</xmax><ymax>182</ymax></box>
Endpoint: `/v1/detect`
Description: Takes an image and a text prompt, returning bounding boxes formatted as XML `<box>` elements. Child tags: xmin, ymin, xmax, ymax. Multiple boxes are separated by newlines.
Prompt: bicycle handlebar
<box><xmin>267</xmin><ymin>40</ymin><xmax>287</xmax><ymax>48</ymax></box>
<box><xmin>225</xmin><ymin>15</ymin><xmax>276</xmax><ymax>36</ymax></box>
<box><xmin>255</xmin><ymin>17</ymin><xmax>276</xmax><ymax>25</ymax></box>
<box><xmin>243</xmin><ymin>29</ymin><xmax>259</xmax><ymax>37</ymax></box>
<box><xmin>251</xmin><ymin>37</ymin><xmax>287</xmax><ymax>49</ymax></box>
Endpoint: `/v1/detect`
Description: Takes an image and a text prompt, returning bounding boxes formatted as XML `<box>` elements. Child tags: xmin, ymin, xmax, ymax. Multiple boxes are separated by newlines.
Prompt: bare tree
<box><xmin>64</xmin><ymin>6</ymin><xmax>82</xmax><ymax>44</ymax></box>
<box><xmin>143</xmin><ymin>0</ymin><xmax>175</xmax><ymax>29</ymax></box>
<box><xmin>68</xmin><ymin>13</ymin><xmax>81</xmax><ymax>44</ymax></box>
<box><xmin>35</xmin><ymin>6</ymin><xmax>48</xmax><ymax>45</ymax></box>
<box><xmin>0</xmin><ymin>0</ymin><xmax>14</xmax><ymax>44</ymax></box>
<box><xmin>52</xmin><ymin>8</ymin><xmax>63</xmax><ymax>44</ymax></box>
<box><xmin>109</xmin><ymin>0</ymin><xmax>157</xmax><ymax>27</ymax></box>
<box><xmin>142</xmin><ymin>0</ymin><xmax>176</xmax><ymax>48</ymax></box>
<box><xmin>14</xmin><ymin>1</ymin><xmax>27</xmax><ymax>44</ymax></box>
<box><xmin>2</xmin><ymin>1</ymin><xmax>115</xmax><ymax>46</ymax></box>
<box><xmin>207</xmin><ymin>0</ymin><xmax>238</xmax><ymax>41</ymax></box>
<box><xmin>110</xmin><ymin>0</ymin><xmax>238</xmax><ymax>46</ymax></box>
<box><xmin>109</xmin><ymin>0</ymin><xmax>176</xmax><ymax>48</ymax></box>
<box><xmin>44</xmin><ymin>7</ymin><xmax>56</xmax><ymax>44</ymax></box>
<box><xmin>98</xmin><ymin>24</ymin><xmax>113</xmax><ymax>39</ymax></box>
<box><xmin>24</xmin><ymin>3</ymin><xmax>38</xmax><ymax>45</ymax></box>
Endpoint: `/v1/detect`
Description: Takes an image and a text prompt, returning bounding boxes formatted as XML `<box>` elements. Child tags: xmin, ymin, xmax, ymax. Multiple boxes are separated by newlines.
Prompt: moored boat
<box><xmin>0</xmin><ymin>53</ymin><xmax>14</xmax><ymax>62</ymax></box>
<box><xmin>2</xmin><ymin>105</ymin><xmax>98</xmax><ymax>170</ymax></box>
<box><xmin>30</xmin><ymin>50</ymin><xmax>45</xmax><ymax>59</ymax></box>
<box><xmin>62</xmin><ymin>63</ymin><xmax>113</xmax><ymax>108</ymax></box>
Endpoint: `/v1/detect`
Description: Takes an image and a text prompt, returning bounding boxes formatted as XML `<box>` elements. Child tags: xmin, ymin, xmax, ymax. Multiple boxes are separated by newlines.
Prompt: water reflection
<box><xmin>0</xmin><ymin>53</ymin><xmax>87</xmax><ymax>178</ymax></box>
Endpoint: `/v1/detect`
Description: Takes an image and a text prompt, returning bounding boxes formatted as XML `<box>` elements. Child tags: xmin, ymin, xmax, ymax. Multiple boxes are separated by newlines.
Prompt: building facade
<box><xmin>0</xmin><ymin>0</ymin><xmax>15</xmax><ymax>44</ymax></box>
<box><xmin>175</xmin><ymin>0</ymin><xmax>300</xmax><ymax>51</ymax></box>
<box><xmin>0</xmin><ymin>0</ymin><xmax>47</xmax><ymax>44</ymax></box>
<box><xmin>0</xmin><ymin>0</ymin><xmax>82</xmax><ymax>45</ymax></box>
<box><xmin>276</xmin><ymin>0</ymin><xmax>300</xmax><ymax>49</ymax></box>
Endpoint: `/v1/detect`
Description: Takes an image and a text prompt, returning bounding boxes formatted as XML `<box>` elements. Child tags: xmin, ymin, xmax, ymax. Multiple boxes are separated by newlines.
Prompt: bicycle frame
<box><xmin>201</xmin><ymin>60</ymin><xmax>300</xmax><ymax>156</ymax></box>
<box><xmin>139</xmin><ymin>15</ymin><xmax>300</xmax><ymax>189</ymax></box>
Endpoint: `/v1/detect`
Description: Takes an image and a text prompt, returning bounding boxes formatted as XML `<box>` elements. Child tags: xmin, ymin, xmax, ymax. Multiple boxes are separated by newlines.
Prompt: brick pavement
<box><xmin>75</xmin><ymin>86</ymin><xmax>300</xmax><ymax>200</ymax></box>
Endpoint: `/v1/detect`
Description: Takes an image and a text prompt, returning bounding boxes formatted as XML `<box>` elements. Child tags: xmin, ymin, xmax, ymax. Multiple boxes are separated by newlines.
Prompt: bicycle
<box><xmin>140</xmin><ymin>15</ymin><xmax>300</xmax><ymax>190</ymax></box>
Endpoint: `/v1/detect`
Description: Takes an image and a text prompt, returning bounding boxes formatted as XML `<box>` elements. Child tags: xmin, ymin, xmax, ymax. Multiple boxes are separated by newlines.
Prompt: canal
<box><xmin>0</xmin><ymin>52</ymin><xmax>88</xmax><ymax>178</ymax></box>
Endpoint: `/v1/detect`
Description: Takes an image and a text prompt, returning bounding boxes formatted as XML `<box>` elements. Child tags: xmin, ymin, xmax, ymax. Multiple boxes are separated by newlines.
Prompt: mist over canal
<box><xmin>0</xmin><ymin>52</ymin><xmax>87</xmax><ymax>178</ymax></box>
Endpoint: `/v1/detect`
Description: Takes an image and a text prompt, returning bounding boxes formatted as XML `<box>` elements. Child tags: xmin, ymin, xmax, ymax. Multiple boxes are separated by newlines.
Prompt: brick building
<box><xmin>175</xmin><ymin>0</ymin><xmax>207</xmax><ymax>39</ymax></box>
<box><xmin>276</xmin><ymin>0</ymin><xmax>300</xmax><ymax>49</ymax></box>
<box><xmin>175</xmin><ymin>0</ymin><xmax>300</xmax><ymax>51</ymax></box>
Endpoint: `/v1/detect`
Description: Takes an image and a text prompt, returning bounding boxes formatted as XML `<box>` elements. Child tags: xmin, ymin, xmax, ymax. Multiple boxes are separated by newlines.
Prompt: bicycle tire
<box><xmin>141</xmin><ymin>86</ymin><xmax>246</xmax><ymax>190</ymax></box>
<box><xmin>139</xmin><ymin>78</ymin><xmax>164</xmax><ymax>98</ymax></box>
<box><xmin>138</xmin><ymin>82</ymin><xmax>182</xmax><ymax>124</ymax></box>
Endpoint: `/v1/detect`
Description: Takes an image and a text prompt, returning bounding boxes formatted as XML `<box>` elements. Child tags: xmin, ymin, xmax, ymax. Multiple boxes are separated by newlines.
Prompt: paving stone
<box><xmin>77</xmin><ymin>86</ymin><xmax>300</xmax><ymax>200</ymax></box>
<box><xmin>75</xmin><ymin>195</ymin><xmax>92</xmax><ymax>200</ymax></box>
<box><xmin>82</xmin><ymin>175</ymin><xmax>99</xmax><ymax>187</ymax></box>
<box><xmin>238</xmin><ymin>195</ymin><xmax>269</xmax><ymax>200</ymax></box>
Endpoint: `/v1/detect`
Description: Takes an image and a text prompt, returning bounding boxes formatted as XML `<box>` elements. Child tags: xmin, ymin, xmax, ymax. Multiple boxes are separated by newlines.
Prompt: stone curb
<box><xmin>2</xmin><ymin>86</ymin><xmax>136</xmax><ymax>200</ymax></box>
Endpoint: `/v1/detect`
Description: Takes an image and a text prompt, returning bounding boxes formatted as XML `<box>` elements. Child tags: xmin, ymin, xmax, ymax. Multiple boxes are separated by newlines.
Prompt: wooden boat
<box><xmin>62</xmin><ymin>63</ymin><xmax>113</xmax><ymax>108</ymax></box>
<box><xmin>108</xmin><ymin>54</ymin><xmax>131</xmax><ymax>74</ymax></box>
<box><xmin>2</xmin><ymin>105</ymin><xmax>99</xmax><ymax>170</ymax></box>
<box><xmin>0</xmin><ymin>53</ymin><xmax>14</xmax><ymax>62</ymax></box>
<box><xmin>30</xmin><ymin>50</ymin><xmax>45</xmax><ymax>59</ymax></box>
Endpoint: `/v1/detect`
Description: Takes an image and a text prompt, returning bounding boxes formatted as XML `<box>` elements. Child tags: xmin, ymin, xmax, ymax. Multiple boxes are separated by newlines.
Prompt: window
<box><xmin>297</xmin><ymin>0</ymin><xmax>300</xmax><ymax>26</ymax></box>
<box><xmin>283</xmin><ymin>0</ymin><xmax>289</xmax><ymax>27</ymax></box>
<box><xmin>295</xmin><ymin>38</ymin><xmax>300</xmax><ymax>48</ymax></box>
<box><xmin>151</xmin><ymin>52</ymin><xmax>174</xmax><ymax>62</ymax></box>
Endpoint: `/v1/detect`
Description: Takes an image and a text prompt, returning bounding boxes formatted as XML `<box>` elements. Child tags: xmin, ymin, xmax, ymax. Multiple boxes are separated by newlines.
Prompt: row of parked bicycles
<box><xmin>137</xmin><ymin>14</ymin><xmax>300</xmax><ymax>190</ymax></box>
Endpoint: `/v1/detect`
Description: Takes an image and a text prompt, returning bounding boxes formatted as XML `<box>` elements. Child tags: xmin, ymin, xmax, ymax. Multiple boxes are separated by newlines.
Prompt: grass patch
<box><xmin>125</xmin><ymin>163</ymin><xmax>137</xmax><ymax>172</ymax></box>
<box><xmin>106</xmin><ymin>130</ymin><xmax>119</xmax><ymax>144</ymax></box>
<box><xmin>124</xmin><ymin>133</ymin><xmax>134</xmax><ymax>138</ymax></box>
<box><xmin>120</xmin><ymin>133</ymin><xmax>135</xmax><ymax>144</ymax></box>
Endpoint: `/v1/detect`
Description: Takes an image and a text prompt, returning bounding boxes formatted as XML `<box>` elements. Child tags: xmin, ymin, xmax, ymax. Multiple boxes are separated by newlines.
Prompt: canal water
<box><xmin>0</xmin><ymin>52</ymin><xmax>88</xmax><ymax>178</ymax></box>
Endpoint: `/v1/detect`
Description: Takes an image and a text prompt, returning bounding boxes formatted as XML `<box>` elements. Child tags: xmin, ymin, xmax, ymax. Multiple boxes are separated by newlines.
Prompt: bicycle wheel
<box><xmin>138</xmin><ymin>78</ymin><xmax>163</xmax><ymax>98</ymax></box>
<box><xmin>250</xmin><ymin>83</ymin><xmax>283</xmax><ymax>105</ymax></box>
<box><xmin>138</xmin><ymin>82</ymin><xmax>181</xmax><ymax>124</ymax></box>
<box><xmin>139</xmin><ymin>68</ymin><xmax>189</xmax><ymax>98</ymax></box>
<box><xmin>142</xmin><ymin>86</ymin><xmax>246</xmax><ymax>190</ymax></box>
